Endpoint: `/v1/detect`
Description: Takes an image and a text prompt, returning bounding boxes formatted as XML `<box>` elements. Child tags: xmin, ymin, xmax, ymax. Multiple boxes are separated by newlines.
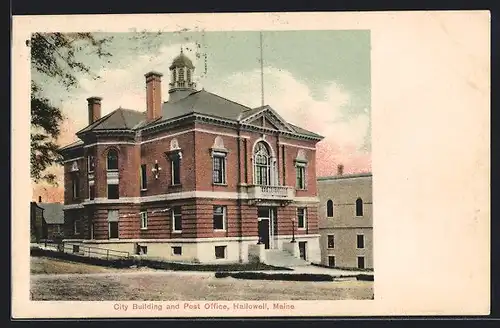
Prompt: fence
<box><xmin>37</xmin><ymin>240</ymin><xmax>130</xmax><ymax>260</ymax></box>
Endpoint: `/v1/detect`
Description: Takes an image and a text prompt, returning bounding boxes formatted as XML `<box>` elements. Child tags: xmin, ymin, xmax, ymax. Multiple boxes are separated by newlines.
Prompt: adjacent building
<box><xmin>317</xmin><ymin>167</ymin><xmax>373</xmax><ymax>269</ymax></box>
<box><xmin>30</xmin><ymin>197</ymin><xmax>65</xmax><ymax>242</ymax></box>
<box><xmin>58</xmin><ymin>51</ymin><xmax>324</xmax><ymax>264</ymax></box>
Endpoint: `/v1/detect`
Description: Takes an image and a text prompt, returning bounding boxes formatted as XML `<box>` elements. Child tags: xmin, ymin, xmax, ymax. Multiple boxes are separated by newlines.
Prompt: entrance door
<box><xmin>299</xmin><ymin>241</ymin><xmax>307</xmax><ymax>260</ymax></box>
<box><xmin>258</xmin><ymin>219</ymin><xmax>270</xmax><ymax>249</ymax></box>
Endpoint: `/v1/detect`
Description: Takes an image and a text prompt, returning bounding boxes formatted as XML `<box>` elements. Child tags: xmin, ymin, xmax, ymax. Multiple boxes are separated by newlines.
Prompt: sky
<box><xmin>32</xmin><ymin>30</ymin><xmax>371</xmax><ymax>202</ymax></box>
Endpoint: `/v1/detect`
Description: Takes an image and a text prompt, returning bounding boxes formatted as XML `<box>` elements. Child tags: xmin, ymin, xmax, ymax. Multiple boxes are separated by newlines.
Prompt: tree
<box><xmin>29</xmin><ymin>33</ymin><xmax>112</xmax><ymax>184</ymax></box>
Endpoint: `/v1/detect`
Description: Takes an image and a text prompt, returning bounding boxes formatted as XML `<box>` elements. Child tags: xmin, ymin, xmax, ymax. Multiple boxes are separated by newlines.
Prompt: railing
<box><xmin>37</xmin><ymin>241</ymin><xmax>130</xmax><ymax>260</ymax></box>
<box><xmin>248</xmin><ymin>185</ymin><xmax>295</xmax><ymax>201</ymax></box>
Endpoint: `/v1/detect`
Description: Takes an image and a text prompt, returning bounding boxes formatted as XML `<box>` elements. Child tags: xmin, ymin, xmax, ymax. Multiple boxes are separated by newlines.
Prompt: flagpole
<box><xmin>260</xmin><ymin>31</ymin><xmax>265</xmax><ymax>107</ymax></box>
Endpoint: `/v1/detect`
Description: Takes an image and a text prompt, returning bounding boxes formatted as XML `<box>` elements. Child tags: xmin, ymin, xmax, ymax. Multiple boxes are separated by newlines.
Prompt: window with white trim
<box><xmin>212</xmin><ymin>154</ymin><xmax>226</xmax><ymax>184</ymax></box>
<box><xmin>140</xmin><ymin>164</ymin><xmax>147</xmax><ymax>190</ymax></box>
<box><xmin>356</xmin><ymin>198</ymin><xmax>364</xmax><ymax>217</ymax></box>
<box><xmin>213</xmin><ymin>206</ymin><xmax>226</xmax><ymax>230</ymax></box>
<box><xmin>140</xmin><ymin>211</ymin><xmax>148</xmax><ymax>229</ymax></box>
<box><xmin>254</xmin><ymin>142</ymin><xmax>271</xmax><ymax>186</ymax></box>
<box><xmin>171</xmin><ymin>156</ymin><xmax>181</xmax><ymax>185</ymax></box>
<box><xmin>327</xmin><ymin>199</ymin><xmax>334</xmax><ymax>217</ymax></box>
<box><xmin>295</xmin><ymin>165</ymin><xmax>306</xmax><ymax>189</ymax></box>
<box><xmin>215</xmin><ymin>246</ymin><xmax>227</xmax><ymax>259</ymax></box>
<box><xmin>89</xmin><ymin>184</ymin><xmax>95</xmax><ymax>200</ymax></box>
<box><xmin>357</xmin><ymin>234</ymin><xmax>365</xmax><ymax>249</ymax></box>
<box><xmin>357</xmin><ymin>256</ymin><xmax>365</xmax><ymax>269</ymax></box>
<box><xmin>71</xmin><ymin>174</ymin><xmax>79</xmax><ymax>199</ymax></box>
<box><xmin>297</xmin><ymin>208</ymin><xmax>307</xmax><ymax>229</ymax></box>
<box><xmin>172</xmin><ymin>206</ymin><xmax>182</xmax><ymax>232</ymax></box>
<box><xmin>106</xmin><ymin>149</ymin><xmax>118</xmax><ymax>171</ymax></box>
<box><xmin>327</xmin><ymin>235</ymin><xmax>335</xmax><ymax>249</ymax></box>
<box><xmin>328</xmin><ymin>256</ymin><xmax>336</xmax><ymax>268</ymax></box>
<box><xmin>108</xmin><ymin>210</ymin><xmax>119</xmax><ymax>239</ymax></box>
<box><xmin>172</xmin><ymin>246</ymin><xmax>182</xmax><ymax>255</ymax></box>
<box><xmin>107</xmin><ymin>184</ymin><xmax>119</xmax><ymax>199</ymax></box>
<box><xmin>87</xmin><ymin>155</ymin><xmax>95</xmax><ymax>173</ymax></box>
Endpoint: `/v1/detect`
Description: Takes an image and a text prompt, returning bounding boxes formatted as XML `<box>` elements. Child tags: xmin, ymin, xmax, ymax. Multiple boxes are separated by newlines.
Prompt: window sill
<box><xmin>297</xmin><ymin>227</ymin><xmax>306</xmax><ymax>230</ymax></box>
<box><xmin>212</xmin><ymin>183</ymin><xmax>227</xmax><ymax>187</ymax></box>
<box><xmin>169</xmin><ymin>184</ymin><xmax>182</xmax><ymax>188</ymax></box>
<box><xmin>140</xmin><ymin>189</ymin><xmax>148</xmax><ymax>192</ymax></box>
<box><xmin>108</xmin><ymin>238</ymin><xmax>120</xmax><ymax>241</ymax></box>
<box><xmin>172</xmin><ymin>230</ymin><xmax>182</xmax><ymax>234</ymax></box>
<box><xmin>214</xmin><ymin>229</ymin><xmax>226</xmax><ymax>232</ymax></box>
<box><xmin>295</xmin><ymin>188</ymin><xmax>307</xmax><ymax>191</ymax></box>
<box><xmin>107</xmin><ymin>169</ymin><xmax>119</xmax><ymax>172</ymax></box>
<box><xmin>140</xmin><ymin>228</ymin><xmax>148</xmax><ymax>231</ymax></box>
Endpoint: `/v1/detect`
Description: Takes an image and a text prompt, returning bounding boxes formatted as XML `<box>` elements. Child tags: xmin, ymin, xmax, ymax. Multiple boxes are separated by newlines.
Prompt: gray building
<box><xmin>317</xmin><ymin>167</ymin><xmax>373</xmax><ymax>269</ymax></box>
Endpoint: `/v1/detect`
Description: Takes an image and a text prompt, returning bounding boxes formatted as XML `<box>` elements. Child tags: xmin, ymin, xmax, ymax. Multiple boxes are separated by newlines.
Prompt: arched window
<box><xmin>327</xmin><ymin>199</ymin><xmax>334</xmax><ymax>217</ymax></box>
<box><xmin>254</xmin><ymin>142</ymin><xmax>271</xmax><ymax>185</ymax></box>
<box><xmin>356</xmin><ymin>198</ymin><xmax>363</xmax><ymax>217</ymax></box>
<box><xmin>107</xmin><ymin>149</ymin><xmax>118</xmax><ymax>171</ymax></box>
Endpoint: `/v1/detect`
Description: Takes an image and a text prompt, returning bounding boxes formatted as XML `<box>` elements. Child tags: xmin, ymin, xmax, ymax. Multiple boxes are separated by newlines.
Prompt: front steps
<box><xmin>263</xmin><ymin>249</ymin><xmax>309</xmax><ymax>268</ymax></box>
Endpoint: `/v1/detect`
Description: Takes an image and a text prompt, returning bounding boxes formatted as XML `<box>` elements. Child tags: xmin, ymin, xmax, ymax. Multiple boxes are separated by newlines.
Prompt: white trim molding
<box><xmin>81</xmin><ymin>236</ymin><xmax>260</xmax><ymax>244</ymax></box>
<box><xmin>62</xmin><ymin>156</ymin><xmax>84</xmax><ymax>164</ymax></box>
<box><xmin>65</xmin><ymin>192</ymin><xmax>320</xmax><ymax>207</ymax></box>
<box><xmin>278</xmin><ymin>142</ymin><xmax>316</xmax><ymax>150</ymax></box>
<box><xmin>84</xmin><ymin>142</ymin><xmax>136</xmax><ymax>148</ymax></box>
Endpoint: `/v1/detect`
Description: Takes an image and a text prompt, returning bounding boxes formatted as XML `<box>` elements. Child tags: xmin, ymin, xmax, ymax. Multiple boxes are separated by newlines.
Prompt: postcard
<box><xmin>11</xmin><ymin>10</ymin><xmax>490</xmax><ymax>318</ymax></box>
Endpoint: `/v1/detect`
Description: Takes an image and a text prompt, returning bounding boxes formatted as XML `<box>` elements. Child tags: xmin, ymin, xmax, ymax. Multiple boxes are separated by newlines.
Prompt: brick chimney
<box><xmin>87</xmin><ymin>97</ymin><xmax>102</xmax><ymax>125</ymax></box>
<box><xmin>337</xmin><ymin>164</ymin><xmax>344</xmax><ymax>176</ymax></box>
<box><xmin>145</xmin><ymin>71</ymin><xmax>163</xmax><ymax>121</ymax></box>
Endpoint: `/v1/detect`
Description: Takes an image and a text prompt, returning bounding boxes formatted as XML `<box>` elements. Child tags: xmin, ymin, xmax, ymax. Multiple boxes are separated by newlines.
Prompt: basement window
<box><xmin>172</xmin><ymin>246</ymin><xmax>182</xmax><ymax>256</ymax></box>
<box><xmin>215</xmin><ymin>246</ymin><xmax>227</xmax><ymax>259</ymax></box>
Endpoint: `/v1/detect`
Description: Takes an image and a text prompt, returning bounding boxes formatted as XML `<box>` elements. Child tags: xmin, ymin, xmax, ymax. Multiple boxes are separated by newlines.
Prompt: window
<box><xmin>72</xmin><ymin>175</ymin><xmax>79</xmax><ymax>199</ymax></box>
<box><xmin>73</xmin><ymin>245</ymin><xmax>80</xmax><ymax>253</ymax></box>
<box><xmin>356</xmin><ymin>198</ymin><xmax>364</xmax><ymax>216</ymax></box>
<box><xmin>297</xmin><ymin>208</ymin><xmax>307</xmax><ymax>229</ymax></box>
<box><xmin>136</xmin><ymin>244</ymin><xmax>147</xmax><ymax>255</ymax></box>
<box><xmin>296</xmin><ymin>165</ymin><xmax>306</xmax><ymax>189</ymax></box>
<box><xmin>107</xmin><ymin>184</ymin><xmax>119</xmax><ymax>199</ymax></box>
<box><xmin>212</xmin><ymin>155</ymin><xmax>226</xmax><ymax>184</ymax></box>
<box><xmin>357</xmin><ymin>256</ymin><xmax>365</xmax><ymax>269</ymax></box>
<box><xmin>326</xmin><ymin>199</ymin><xmax>334</xmax><ymax>217</ymax></box>
<box><xmin>140</xmin><ymin>211</ymin><xmax>148</xmax><ymax>229</ymax></box>
<box><xmin>357</xmin><ymin>234</ymin><xmax>365</xmax><ymax>249</ymax></box>
<box><xmin>73</xmin><ymin>220</ymin><xmax>79</xmax><ymax>235</ymax></box>
<box><xmin>87</xmin><ymin>155</ymin><xmax>95</xmax><ymax>173</ymax></box>
<box><xmin>172</xmin><ymin>206</ymin><xmax>182</xmax><ymax>232</ymax></box>
<box><xmin>213</xmin><ymin>206</ymin><xmax>226</xmax><ymax>230</ymax></box>
<box><xmin>89</xmin><ymin>184</ymin><xmax>95</xmax><ymax>200</ymax></box>
<box><xmin>140</xmin><ymin>164</ymin><xmax>147</xmax><ymax>190</ymax></box>
<box><xmin>90</xmin><ymin>222</ymin><xmax>95</xmax><ymax>239</ymax></box>
<box><xmin>171</xmin><ymin>157</ymin><xmax>181</xmax><ymax>185</ymax></box>
<box><xmin>108</xmin><ymin>210</ymin><xmax>119</xmax><ymax>239</ymax></box>
<box><xmin>172</xmin><ymin>246</ymin><xmax>182</xmax><ymax>255</ymax></box>
<box><xmin>327</xmin><ymin>235</ymin><xmax>335</xmax><ymax>249</ymax></box>
<box><xmin>254</xmin><ymin>142</ymin><xmax>271</xmax><ymax>185</ymax></box>
<box><xmin>328</xmin><ymin>256</ymin><xmax>336</xmax><ymax>268</ymax></box>
<box><xmin>215</xmin><ymin>246</ymin><xmax>227</xmax><ymax>259</ymax></box>
<box><xmin>107</xmin><ymin>149</ymin><xmax>118</xmax><ymax>170</ymax></box>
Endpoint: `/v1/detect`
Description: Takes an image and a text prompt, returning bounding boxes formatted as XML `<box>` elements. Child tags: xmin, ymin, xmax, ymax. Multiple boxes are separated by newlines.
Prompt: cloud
<box><xmin>34</xmin><ymin>46</ymin><xmax>371</xmax><ymax>201</ymax></box>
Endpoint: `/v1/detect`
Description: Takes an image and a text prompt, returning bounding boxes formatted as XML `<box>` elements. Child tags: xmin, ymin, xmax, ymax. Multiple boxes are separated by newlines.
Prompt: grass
<box><xmin>30</xmin><ymin>257</ymin><xmax>373</xmax><ymax>301</ymax></box>
<box><xmin>31</xmin><ymin>257</ymin><xmax>127</xmax><ymax>275</ymax></box>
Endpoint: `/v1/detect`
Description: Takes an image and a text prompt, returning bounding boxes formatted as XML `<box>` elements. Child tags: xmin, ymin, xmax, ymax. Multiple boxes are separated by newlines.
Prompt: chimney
<box><xmin>145</xmin><ymin>71</ymin><xmax>163</xmax><ymax>121</ymax></box>
<box><xmin>38</xmin><ymin>196</ymin><xmax>42</xmax><ymax>203</ymax></box>
<box><xmin>337</xmin><ymin>164</ymin><xmax>344</xmax><ymax>176</ymax></box>
<box><xmin>87</xmin><ymin>97</ymin><xmax>102</xmax><ymax>125</ymax></box>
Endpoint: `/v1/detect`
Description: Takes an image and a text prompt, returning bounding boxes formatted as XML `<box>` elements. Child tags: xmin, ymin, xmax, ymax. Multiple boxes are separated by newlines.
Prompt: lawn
<box><xmin>30</xmin><ymin>257</ymin><xmax>374</xmax><ymax>301</ymax></box>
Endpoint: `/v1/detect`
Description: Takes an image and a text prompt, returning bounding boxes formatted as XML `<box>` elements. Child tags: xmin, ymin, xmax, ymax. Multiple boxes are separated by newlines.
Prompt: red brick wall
<box><xmin>140</xmin><ymin>127</ymin><xmax>196</xmax><ymax>196</ymax></box>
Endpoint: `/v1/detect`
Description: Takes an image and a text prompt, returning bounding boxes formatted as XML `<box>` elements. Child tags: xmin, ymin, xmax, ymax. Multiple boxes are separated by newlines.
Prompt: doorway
<box><xmin>258</xmin><ymin>218</ymin><xmax>270</xmax><ymax>249</ymax></box>
<box><xmin>299</xmin><ymin>241</ymin><xmax>307</xmax><ymax>260</ymax></box>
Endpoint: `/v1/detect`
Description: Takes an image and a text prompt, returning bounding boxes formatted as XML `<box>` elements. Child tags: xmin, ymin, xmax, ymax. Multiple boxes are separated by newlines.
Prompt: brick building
<box><xmin>317</xmin><ymin>167</ymin><xmax>373</xmax><ymax>269</ymax></box>
<box><xmin>59</xmin><ymin>51</ymin><xmax>324</xmax><ymax>264</ymax></box>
